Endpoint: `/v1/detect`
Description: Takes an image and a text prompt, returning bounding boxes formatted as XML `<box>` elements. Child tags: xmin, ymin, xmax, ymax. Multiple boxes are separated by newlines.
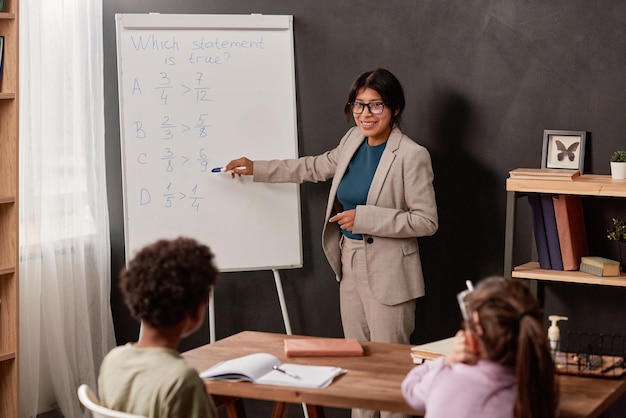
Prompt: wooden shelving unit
<box><xmin>504</xmin><ymin>174</ymin><xmax>626</xmax><ymax>287</ymax></box>
<box><xmin>0</xmin><ymin>1</ymin><xmax>19</xmax><ymax>417</ymax></box>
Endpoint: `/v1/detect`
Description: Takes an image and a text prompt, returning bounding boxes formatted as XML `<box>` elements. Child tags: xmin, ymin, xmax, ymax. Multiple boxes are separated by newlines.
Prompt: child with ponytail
<box><xmin>402</xmin><ymin>276</ymin><xmax>558</xmax><ymax>418</ymax></box>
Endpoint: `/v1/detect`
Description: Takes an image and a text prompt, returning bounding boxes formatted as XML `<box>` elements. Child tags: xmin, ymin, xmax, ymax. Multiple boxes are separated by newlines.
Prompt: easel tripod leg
<box><xmin>273</xmin><ymin>269</ymin><xmax>292</xmax><ymax>335</ymax></box>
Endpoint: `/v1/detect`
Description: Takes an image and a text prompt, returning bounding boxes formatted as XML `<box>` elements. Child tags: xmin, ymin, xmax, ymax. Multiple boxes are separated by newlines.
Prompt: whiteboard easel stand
<box><xmin>208</xmin><ymin>269</ymin><xmax>292</xmax><ymax>343</ymax></box>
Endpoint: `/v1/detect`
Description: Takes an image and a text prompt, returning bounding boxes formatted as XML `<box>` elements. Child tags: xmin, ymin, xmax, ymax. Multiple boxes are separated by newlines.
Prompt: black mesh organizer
<box><xmin>556</xmin><ymin>333</ymin><xmax>626</xmax><ymax>378</ymax></box>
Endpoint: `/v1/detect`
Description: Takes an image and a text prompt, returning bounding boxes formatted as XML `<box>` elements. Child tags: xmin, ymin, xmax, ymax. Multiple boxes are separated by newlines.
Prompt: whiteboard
<box><xmin>115</xmin><ymin>14</ymin><xmax>302</xmax><ymax>271</ymax></box>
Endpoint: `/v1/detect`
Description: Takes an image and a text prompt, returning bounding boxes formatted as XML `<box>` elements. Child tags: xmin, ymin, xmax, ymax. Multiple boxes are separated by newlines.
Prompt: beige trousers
<box><xmin>339</xmin><ymin>236</ymin><xmax>415</xmax><ymax>418</ymax></box>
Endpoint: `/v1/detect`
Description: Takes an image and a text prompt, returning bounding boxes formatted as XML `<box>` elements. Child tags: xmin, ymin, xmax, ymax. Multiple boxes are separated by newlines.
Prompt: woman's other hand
<box><xmin>329</xmin><ymin>209</ymin><xmax>356</xmax><ymax>232</ymax></box>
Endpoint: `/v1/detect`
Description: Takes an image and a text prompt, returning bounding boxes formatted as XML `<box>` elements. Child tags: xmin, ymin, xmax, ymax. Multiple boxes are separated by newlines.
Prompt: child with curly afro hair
<box><xmin>98</xmin><ymin>237</ymin><xmax>219</xmax><ymax>418</ymax></box>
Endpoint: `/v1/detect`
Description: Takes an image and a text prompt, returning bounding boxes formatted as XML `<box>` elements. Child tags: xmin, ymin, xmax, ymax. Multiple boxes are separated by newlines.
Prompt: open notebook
<box><xmin>200</xmin><ymin>353</ymin><xmax>346</xmax><ymax>389</ymax></box>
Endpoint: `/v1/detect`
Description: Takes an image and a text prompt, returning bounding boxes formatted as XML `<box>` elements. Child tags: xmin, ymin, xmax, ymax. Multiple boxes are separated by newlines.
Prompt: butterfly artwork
<box><xmin>555</xmin><ymin>140</ymin><xmax>580</xmax><ymax>162</ymax></box>
<box><xmin>542</xmin><ymin>130</ymin><xmax>586</xmax><ymax>173</ymax></box>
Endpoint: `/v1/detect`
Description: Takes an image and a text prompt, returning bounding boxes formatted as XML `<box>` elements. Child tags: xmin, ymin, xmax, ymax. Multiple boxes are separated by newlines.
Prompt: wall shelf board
<box><xmin>512</xmin><ymin>262</ymin><xmax>626</xmax><ymax>287</ymax></box>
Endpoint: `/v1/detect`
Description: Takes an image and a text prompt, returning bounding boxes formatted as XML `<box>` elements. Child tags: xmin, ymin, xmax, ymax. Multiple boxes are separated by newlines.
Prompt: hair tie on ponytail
<box><xmin>517</xmin><ymin>311</ymin><xmax>531</xmax><ymax>321</ymax></box>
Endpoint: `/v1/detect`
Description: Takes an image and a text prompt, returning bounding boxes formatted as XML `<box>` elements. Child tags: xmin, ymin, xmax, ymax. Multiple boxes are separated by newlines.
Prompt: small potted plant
<box><xmin>610</xmin><ymin>150</ymin><xmax>626</xmax><ymax>179</ymax></box>
<box><xmin>607</xmin><ymin>217</ymin><xmax>626</xmax><ymax>270</ymax></box>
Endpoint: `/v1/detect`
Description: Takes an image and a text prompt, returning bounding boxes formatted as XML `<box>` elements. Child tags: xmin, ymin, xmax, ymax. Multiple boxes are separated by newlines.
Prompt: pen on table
<box><xmin>211</xmin><ymin>166</ymin><xmax>246</xmax><ymax>173</ymax></box>
<box><xmin>587</xmin><ymin>355</ymin><xmax>602</xmax><ymax>371</ymax></box>
<box><xmin>272</xmin><ymin>365</ymin><xmax>301</xmax><ymax>379</ymax></box>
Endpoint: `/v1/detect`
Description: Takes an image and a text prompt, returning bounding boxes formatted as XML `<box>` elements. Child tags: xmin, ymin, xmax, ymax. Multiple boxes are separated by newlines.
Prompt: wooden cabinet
<box><xmin>0</xmin><ymin>0</ymin><xmax>19</xmax><ymax>416</ymax></box>
<box><xmin>504</xmin><ymin>174</ymin><xmax>626</xmax><ymax>287</ymax></box>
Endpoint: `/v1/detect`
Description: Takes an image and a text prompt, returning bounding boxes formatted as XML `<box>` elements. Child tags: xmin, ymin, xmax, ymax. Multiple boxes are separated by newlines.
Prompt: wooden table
<box><xmin>182</xmin><ymin>331</ymin><xmax>626</xmax><ymax>418</ymax></box>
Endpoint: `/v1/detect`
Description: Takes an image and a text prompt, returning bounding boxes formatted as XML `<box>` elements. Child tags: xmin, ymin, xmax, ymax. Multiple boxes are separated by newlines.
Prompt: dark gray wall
<box><xmin>103</xmin><ymin>1</ymin><xmax>626</xmax><ymax>416</ymax></box>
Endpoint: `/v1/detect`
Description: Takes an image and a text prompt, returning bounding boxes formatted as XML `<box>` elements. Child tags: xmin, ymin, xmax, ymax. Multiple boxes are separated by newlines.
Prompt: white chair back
<box><xmin>77</xmin><ymin>384</ymin><xmax>147</xmax><ymax>418</ymax></box>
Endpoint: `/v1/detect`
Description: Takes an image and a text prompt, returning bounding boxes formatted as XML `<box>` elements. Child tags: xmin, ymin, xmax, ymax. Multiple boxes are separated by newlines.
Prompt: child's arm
<box><xmin>402</xmin><ymin>329</ymin><xmax>480</xmax><ymax>411</ymax></box>
<box><xmin>401</xmin><ymin>356</ymin><xmax>444</xmax><ymax>411</ymax></box>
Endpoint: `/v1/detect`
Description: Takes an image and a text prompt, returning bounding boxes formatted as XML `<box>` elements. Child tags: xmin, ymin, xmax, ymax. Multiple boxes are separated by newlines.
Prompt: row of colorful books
<box><xmin>528</xmin><ymin>194</ymin><xmax>587</xmax><ymax>271</ymax></box>
<box><xmin>528</xmin><ymin>193</ymin><xmax>620</xmax><ymax>276</ymax></box>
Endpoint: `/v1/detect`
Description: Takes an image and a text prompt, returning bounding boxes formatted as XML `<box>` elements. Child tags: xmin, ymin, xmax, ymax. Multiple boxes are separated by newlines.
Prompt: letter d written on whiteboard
<box><xmin>140</xmin><ymin>188</ymin><xmax>151</xmax><ymax>205</ymax></box>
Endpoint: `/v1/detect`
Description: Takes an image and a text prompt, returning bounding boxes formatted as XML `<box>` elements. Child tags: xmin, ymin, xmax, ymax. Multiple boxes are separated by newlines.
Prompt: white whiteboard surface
<box><xmin>115</xmin><ymin>14</ymin><xmax>302</xmax><ymax>271</ymax></box>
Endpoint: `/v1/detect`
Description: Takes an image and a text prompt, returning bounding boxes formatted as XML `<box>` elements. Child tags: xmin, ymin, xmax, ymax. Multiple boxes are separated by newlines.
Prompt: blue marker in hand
<box><xmin>211</xmin><ymin>166</ymin><xmax>246</xmax><ymax>173</ymax></box>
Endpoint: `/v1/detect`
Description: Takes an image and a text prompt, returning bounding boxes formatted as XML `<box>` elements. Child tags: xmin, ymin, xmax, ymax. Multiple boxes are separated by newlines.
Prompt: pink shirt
<box><xmin>401</xmin><ymin>356</ymin><xmax>516</xmax><ymax>418</ymax></box>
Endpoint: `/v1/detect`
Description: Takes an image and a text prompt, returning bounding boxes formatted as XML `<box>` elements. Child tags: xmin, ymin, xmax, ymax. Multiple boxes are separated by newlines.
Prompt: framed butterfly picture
<box><xmin>541</xmin><ymin>130</ymin><xmax>587</xmax><ymax>174</ymax></box>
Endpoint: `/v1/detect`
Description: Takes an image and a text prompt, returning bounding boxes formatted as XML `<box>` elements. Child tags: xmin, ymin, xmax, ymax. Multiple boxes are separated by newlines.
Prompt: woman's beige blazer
<box><xmin>254</xmin><ymin>127</ymin><xmax>438</xmax><ymax>305</ymax></box>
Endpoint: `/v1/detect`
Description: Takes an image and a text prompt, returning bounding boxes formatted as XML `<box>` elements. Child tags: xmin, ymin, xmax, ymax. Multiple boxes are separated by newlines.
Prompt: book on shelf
<box><xmin>579</xmin><ymin>256</ymin><xmax>621</xmax><ymax>277</ymax></box>
<box><xmin>540</xmin><ymin>194</ymin><xmax>564</xmax><ymax>270</ymax></box>
<box><xmin>527</xmin><ymin>194</ymin><xmax>552</xmax><ymax>269</ymax></box>
<box><xmin>0</xmin><ymin>36</ymin><xmax>4</xmax><ymax>87</ymax></box>
<box><xmin>552</xmin><ymin>195</ymin><xmax>588</xmax><ymax>271</ymax></box>
<box><xmin>284</xmin><ymin>337</ymin><xmax>363</xmax><ymax>357</ymax></box>
<box><xmin>199</xmin><ymin>352</ymin><xmax>346</xmax><ymax>389</ymax></box>
<box><xmin>410</xmin><ymin>336</ymin><xmax>455</xmax><ymax>364</ymax></box>
<box><xmin>509</xmin><ymin>168</ymin><xmax>580</xmax><ymax>181</ymax></box>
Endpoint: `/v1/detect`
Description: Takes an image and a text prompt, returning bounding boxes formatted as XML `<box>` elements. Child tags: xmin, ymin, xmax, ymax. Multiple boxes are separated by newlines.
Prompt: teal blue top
<box><xmin>336</xmin><ymin>139</ymin><xmax>386</xmax><ymax>240</ymax></box>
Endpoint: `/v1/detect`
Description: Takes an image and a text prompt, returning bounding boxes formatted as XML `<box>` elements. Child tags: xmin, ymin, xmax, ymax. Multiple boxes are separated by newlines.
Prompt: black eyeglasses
<box><xmin>349</xmin><ymin>102</ymin><xmax>386</xmax><ymax>115</ymax></box>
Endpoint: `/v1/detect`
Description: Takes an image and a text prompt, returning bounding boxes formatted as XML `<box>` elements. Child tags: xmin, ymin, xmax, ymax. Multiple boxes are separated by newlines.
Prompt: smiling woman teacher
<box><xmin>226</xmin><ymin>68</ymin><xmax>438</xmax><ymax>418</ymax></box>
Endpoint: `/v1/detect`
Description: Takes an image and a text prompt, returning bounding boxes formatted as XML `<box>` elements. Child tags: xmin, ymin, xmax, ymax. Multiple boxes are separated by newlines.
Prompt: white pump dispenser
<box><xmin>548</xmin><ymin>315</ymin><xmax>568</xmax><ymax>351</ymax></box>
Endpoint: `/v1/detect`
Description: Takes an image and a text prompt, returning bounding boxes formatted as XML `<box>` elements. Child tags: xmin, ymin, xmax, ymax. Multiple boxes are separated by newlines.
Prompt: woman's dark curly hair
<box><xmin>120</xmin><ymin>237</ymin><xmax>218</xmax><ymax>328</ymax></box>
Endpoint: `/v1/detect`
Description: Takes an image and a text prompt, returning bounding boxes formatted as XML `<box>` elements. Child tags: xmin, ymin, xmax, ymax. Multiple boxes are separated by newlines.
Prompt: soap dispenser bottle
<box><xmin>548</xmin><ymin>315</ymin><xmax>568</xmax><ymax>365</ymax></box>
